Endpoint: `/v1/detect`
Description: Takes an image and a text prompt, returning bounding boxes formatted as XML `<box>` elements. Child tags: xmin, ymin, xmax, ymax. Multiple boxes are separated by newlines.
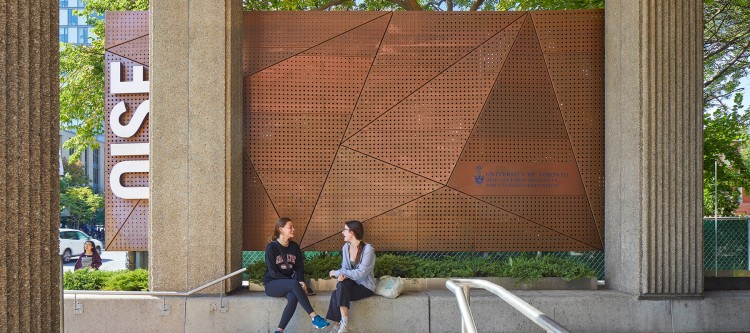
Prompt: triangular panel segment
<box><xmin>344</xmin><ymin>19</ymin><xmax>525</xmax><ymax>184</ymax></box>
<box><xmin>532</xmin><ymin>11</ymin><xmax>605</xmax><ymax>245</ymax></box>
<box><xmin>243</xmin><ymin>156</ymin><xmax>280</xmax><ymax>250</ymax></box>
<box><xmin>109</xmin><ymin>35</ymin><xmax>149</xmax><ymax>67</ymax></box>
<box><xmin>342</xmin><ymin>12</ymin><xmax>525</xmax><ymax>141</ymax></box>
<box><xmin>478</xmin><ymin>195</ymin><xmax>602</xmax><ymax>250</ymax></box>
<box><xmin>105</xmin><ymin>200</ymin><xmax>148</xmax><ymax>250</ymax></box>
<box><xmin>473</xmin><ymin>194</ymin><xmax>597</xmax><ymax>251</ymax></box>
<box><xmin>243</xmin><ymin>12</ymin><xmax>387</xmax><ymax>76</ymax></box>
<box><xmin>256</xmin><ymin>170</ymin><xmax>326</xmax><ymax>240</ymax></box>
<box><xmin>300</xmin><ymin>147</ymin><xmax>442</xmax><ymax>248</ymax></box>
<box><xmin>448</xmin><ymin>15</ymin><xmax>587</xmax><ymax>206</ymax></box>
<box><xmin>105</xmin><ymin>11</ymin><xmax>149</xmax><ymax>49</ymax></box>
<box><xmin>301</xmin><ymin>14</ymin><xmax>390</xmax><ymax>57</ymax></box>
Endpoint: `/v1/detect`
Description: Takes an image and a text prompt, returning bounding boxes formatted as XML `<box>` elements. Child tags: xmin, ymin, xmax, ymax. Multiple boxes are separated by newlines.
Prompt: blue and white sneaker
<box><xmin>312</xmin><ymin>315</ymin><xmax>330</xmax><ymax>329</ymax></box>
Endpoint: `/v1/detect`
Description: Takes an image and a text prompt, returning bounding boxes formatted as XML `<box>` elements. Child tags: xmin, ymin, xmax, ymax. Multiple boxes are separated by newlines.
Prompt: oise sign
<box><xmin>108</xmin><ymin>62</ymin><xmax>149</xmax><ymax>199</ymax></box>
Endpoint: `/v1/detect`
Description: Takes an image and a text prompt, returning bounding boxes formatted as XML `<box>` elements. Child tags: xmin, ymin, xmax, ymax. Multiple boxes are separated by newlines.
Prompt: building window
<box><xmin>67</xmin><ymin>10</ymin><xmax>77</xmax><ymax>25</ymax></box>
<box><xmin>67</xmin><ymin>27</ymin><xmax>77</xmax><ymax>44</ymax></box>
<box><xmin>77</xmin><ymin>28</ymin><xmax>88</xmax><ymax>44</ymax></box>
<box><xmin>68</xmin><ymin>147</ymin><xmax>74</xmax><ymax>156</ymax></box>
<box><xmin>59</xmin><ymin>28</ymin><xmax>68</xmax><ymax>44</ymax></box>
<box><xmin>60</xmin><ymin>0</ymin><xmax>69</xmax><ymax>7</ymax></box>
<box><xmin>84</xmin><ymin>148</ymin><xmax>89</xmax><ymax>180</ymax></box>
<box><xmin>93</xmin><ymin>148</ymin><xmax>99</xmax><ymax>192</ymax></box>
<box><xmin>59</xmin><ymin>10</ymin><xmax>68</xmax><ymax>25</ymax></box>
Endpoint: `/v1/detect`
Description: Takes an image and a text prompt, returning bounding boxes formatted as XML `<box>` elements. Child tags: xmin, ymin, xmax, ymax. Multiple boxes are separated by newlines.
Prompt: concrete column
<box><xmin>0</xmin><ymin>1</ymin><xmax>61</xmax><ymax>331</ymax></box>
<box><xmin>150</xmin><ymin>0</ymin><xmax>243</xmax><ymax>292</ymax></box>
<box><xmin>605</xmin><ymin>0</ymin><xmax>703</xmax><ymax>297</ymax></box>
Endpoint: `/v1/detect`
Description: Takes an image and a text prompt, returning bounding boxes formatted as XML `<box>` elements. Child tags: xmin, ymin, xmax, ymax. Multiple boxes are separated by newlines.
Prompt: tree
<box><xmin>59</xmin><ymin>159</ymin><xmax>104</xmax><ymax>228</ymax></box>
<box><xmin>703</xmin><ymin>0</ymin><xmax>750</xmax><ymax>109</ymax></box>
<box><xmin>704</xmin><ymin>94</ymin><xmax>750</xmax><ymax>216</ymax></box>
<box><xmin>702</xmin><ymin>0</ymin><xmax>750</xmax><ymax>215</ymax></box>
<box><xmin>59</xmin><ymin>0</ymin><xmax>148</xmax><ymax>163</ymax></box>
<box><xmin>60</xmin><ymin>186</ymin><xmax>104</xmax><ymax>228</ymax></box>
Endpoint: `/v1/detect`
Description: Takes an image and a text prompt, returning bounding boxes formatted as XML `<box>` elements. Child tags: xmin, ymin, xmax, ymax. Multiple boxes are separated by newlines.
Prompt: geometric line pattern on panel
<box><xmin>243</xmin><ymin>12</ymin><xmax>389</xmax><ymax>77</ymax></box>
<box><xmin>342</xmin><ymin>11</ymin><xmax>526</xmax><ymax>142</ymax></box>
<box><xmin>244</xmin><ymin>13</ymin><xmax>389</xmax><ymax>240</ymax></box>
<box><xmin>447</xmin><ymin>12</ymin><xmax>599</xmax><ymax>249</ymax></box>
<box><xmin>104</xmin><ymin>12</ymin><xmax>151</xmax><ymax>251</ymax></box>
<box><xmin>530</xmin><ymin>11</ymin><xmax>605</xmax><ymax>244</ymax></box>
<box><xmin>241</xmin><ymin>11</ymin><xmax>605</xmax><ymax>251</ymax></box>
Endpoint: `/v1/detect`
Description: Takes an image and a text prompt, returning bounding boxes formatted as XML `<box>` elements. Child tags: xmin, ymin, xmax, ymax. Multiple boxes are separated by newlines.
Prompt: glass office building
<box><xmin>59</xmin><ymin>0</ymin><xmax>100</xmax><ymax>45</ymax></box>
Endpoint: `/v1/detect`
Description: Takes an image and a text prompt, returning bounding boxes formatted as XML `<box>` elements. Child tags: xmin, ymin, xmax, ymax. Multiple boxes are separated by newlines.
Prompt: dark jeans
<box><xmin>265</xmin><ymin>279</ymin><xmax>314</xmax><ymax>329</ymax></box>
<box><xmin>326</xmin><ymin>279</ymin><xmax>374</xmax><ymax>322</ymax></box>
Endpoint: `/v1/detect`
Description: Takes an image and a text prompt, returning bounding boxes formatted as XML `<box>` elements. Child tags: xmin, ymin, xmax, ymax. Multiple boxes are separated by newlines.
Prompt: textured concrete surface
<box><xmin>0</xmin><ymin>2</ymin><xmax>61</xmax><ymax>332</ymax></box>
<box><xmin>63</xmin><ymin>295</ymin><xmax>186</xmax><ymax>333</ymax></box>
<box><xmin>63</xmin><ymin>290</ymin><xmax>750</xmax><ymax>332</ymax></box>
<box><xmin>149</xmin><ymin>0</ymin><xmax>243</xmax><ymax>293</ymax></box>
<box><xmin>605</xmin><ymin>0</ymin><xmax>703</xmax><ymax>296</ymax></box>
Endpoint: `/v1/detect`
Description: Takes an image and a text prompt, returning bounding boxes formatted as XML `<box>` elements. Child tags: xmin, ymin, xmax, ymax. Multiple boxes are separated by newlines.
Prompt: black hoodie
<box><xmin>263</xmin><ymin>240</ymin><xmax>304</xmax><ymax>285</ymax></box>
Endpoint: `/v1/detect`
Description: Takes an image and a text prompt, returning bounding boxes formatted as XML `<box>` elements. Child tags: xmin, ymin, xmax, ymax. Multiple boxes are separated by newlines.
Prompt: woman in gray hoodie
<box><xmin>327</xmin><ymin>220</ymin><xmax>376</xmax><ymax>333</ymax></box>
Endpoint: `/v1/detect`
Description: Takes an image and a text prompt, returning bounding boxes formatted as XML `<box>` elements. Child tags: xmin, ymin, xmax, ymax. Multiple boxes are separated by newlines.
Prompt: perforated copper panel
<box><xmin>104</xmin><ymin>12</ymin><xmax>150</xmax><ymax>251</ymax></box>
<box><xmin>243</xmin><ymin>11</ymin><xmax>604</xmax><ymax>252</ymax></box>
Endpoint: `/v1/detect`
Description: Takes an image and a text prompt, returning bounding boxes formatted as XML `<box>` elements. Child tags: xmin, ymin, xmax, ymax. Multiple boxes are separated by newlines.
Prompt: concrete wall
<box><xmin>0</xmin><ymin>1</ymin><xmax>61</xmax><ymax>332</ymax></box>
<box><xmin>149</xmin><ymin>0</ymin><xmax>243</xmax><ymax>293</ymax></box>
<box><xmin>63</xmin><ymin>290</ymin><xmax>750</xmax><ymax>333</ymax></box>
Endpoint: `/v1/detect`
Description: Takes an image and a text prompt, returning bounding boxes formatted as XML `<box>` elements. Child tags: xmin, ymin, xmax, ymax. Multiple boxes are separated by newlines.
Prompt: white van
<box><xmin>59</xmin><ymin>228</ymin><xmax>103</xmax><ymax>263</ymax></box>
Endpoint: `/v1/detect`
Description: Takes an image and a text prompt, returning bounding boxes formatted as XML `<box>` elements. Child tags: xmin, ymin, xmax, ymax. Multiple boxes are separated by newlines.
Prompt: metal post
<box><xmin>60</xmin><ymin>257</ymin><xmax>64</xmax><ymax>333</ymax></box>
<box><xmin>715</xmin><ymin>160</ymin><xmax>719</xmax><ymax>275</ymax></box>
<box><xmin>461</xmin><ymin>284</ymin><xmax>471</xmax><ymax>333</ymax></box>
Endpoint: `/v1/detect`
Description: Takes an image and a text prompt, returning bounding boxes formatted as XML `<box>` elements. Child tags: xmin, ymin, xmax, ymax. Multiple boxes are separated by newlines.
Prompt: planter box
<box><xmin>247</xmin><ymin>277</ymin><xmax>596</xmax><ymax>291</ymax></box>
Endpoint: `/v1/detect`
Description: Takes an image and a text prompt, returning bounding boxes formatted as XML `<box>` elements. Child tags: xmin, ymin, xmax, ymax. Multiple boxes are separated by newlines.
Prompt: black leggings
<box><xmin>326</xmin><ymin>279</ymin><xmax>374</xmax><ymax>322</ymax></box>
<box><xmin>265</xmin><ymin>279</ymin><xmax>314</xmax><ymax>329</ymax></box>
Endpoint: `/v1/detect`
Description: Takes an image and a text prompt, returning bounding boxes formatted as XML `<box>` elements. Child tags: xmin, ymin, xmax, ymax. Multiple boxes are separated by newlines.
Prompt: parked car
<box><xmin>59</xmin><ymin>228</ymin><xmax>103</xmax><ymax>263</ymax></box>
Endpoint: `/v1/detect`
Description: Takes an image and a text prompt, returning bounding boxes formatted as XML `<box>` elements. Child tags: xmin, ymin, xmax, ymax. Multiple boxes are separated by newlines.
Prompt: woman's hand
<box><xmin>337</xmin><ymin>274</ymin><xmax>346</xmax><ymax>282</ymax></box>
<box><xmin>329</xmin><ymin>270</ymin><xmax>336</xmax><ymax>278</ymax></box>
<box><xmin>299</xmin><ymin>281</ymin><xmax>307</xmax><ymax>290</ymax></box>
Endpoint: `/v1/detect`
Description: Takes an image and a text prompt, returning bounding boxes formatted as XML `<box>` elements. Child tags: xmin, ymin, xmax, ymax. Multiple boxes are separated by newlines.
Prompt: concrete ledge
<box><xmin>63</xmin><ymin>295</ymin><xmax>186</xmax><ymax>333</ymax></box>
<box><xmin>64</xmin><ymin>290</ymin><xmax>750</xmax><ymax>332</ymax></box>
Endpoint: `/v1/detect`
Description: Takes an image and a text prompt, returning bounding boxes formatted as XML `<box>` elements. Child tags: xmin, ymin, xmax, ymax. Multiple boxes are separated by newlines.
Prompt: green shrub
<box><xmin>63</xmin><ymin>268</ymin><xmax>113</xmax><ymax>290</ymax></box>
<box><xmin>102</xmin><ymin>269</ymin><xmax>149</xmax><ymax>291</ymax></box>
<box><xmin>504</xmin><ymin>256</ymin><xmax>596</xmax><ymax>285</ymax></box>
<box><xmin>64</xmin><ymin>269</ymin><xmax>149</xmax><ymax>291</ymax></box>
<box><xmin>374</xmin><ymin>253</ymin><xmax>419</xmax><ymax>278</ymax></box>
<box><xmin>247</xmin><ymin>260</ymin><xmax>266</xmax><ymax>285</ymax></box>
<box><xmin>247</xmin><ymin>252</ymin><xmax>596</xmax><ymax>286</ymax></box>
<box><xmin>304</xmin><ymin>252</ymin><xmax>341</xmax><ymax>279</ymax></box>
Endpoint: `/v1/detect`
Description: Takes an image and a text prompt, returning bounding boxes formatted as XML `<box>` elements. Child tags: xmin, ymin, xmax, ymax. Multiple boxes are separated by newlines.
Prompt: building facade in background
<box><xmin>60</xmin><ymin>130</ymin><xmax>105</xmax><ymax>194</ymax></box>
<box><xmin>59</xmin><ymin>0</ymin><xmax>97</xmax><ymax>45</ymax></box>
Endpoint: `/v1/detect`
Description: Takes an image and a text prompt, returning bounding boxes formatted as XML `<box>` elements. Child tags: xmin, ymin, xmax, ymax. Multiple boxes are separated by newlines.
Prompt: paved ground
<box><xmin>63</xmin><ymin>250</ymin><xmax>128</xmax><ymax>273</ymax></box>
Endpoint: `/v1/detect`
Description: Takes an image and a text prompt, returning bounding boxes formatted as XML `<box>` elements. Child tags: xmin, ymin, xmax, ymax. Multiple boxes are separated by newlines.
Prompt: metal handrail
<box><xmin>446</xmin><ymin>278</ymin><xmax>570</xmax><ymax>333</ymax></box>
<box><xmin>64</xmin><ymin>267</ymin><xmax>247</xmax><ymax>315</ymax></box>
<box><xmin>63</xmin><ymin>267</ymin><xmax>247</xmax><ymax>296</ymax></box>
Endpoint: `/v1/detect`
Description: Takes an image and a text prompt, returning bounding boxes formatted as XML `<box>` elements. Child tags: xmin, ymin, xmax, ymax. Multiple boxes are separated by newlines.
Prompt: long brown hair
<box><xmin>345</xmin><ymin>220</ymin><xmax>366</xmax><ymax>263</ymax></box>
<box><xmin>272</xmin><ymin>217</ymin><xmax>292</xmax><ymax>241</ymax></box>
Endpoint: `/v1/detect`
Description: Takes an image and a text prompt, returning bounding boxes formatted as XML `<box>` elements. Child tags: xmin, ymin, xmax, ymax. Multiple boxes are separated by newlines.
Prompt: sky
<box><xmin>726</xmin><ymin>76</ymin><xmax>750</xmax><ymax>111</ymax></box>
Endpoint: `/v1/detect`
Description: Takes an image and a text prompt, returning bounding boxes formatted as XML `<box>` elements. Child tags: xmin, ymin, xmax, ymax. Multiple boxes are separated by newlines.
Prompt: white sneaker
<box><xmin>337</xmin><ymin>322</ymin><xmax>350</xmax><ymax>333</ymax></box>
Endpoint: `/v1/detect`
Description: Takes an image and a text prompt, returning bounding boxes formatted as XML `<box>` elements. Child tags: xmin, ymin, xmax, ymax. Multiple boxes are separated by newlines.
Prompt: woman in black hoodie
<box><xmin>264</xmin><ymin>217</ymin><xmax>329</xmax><ymax>333</ymax></box>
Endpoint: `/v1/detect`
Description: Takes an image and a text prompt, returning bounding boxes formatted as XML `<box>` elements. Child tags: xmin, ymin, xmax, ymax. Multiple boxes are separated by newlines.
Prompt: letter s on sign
<box><xmin>111</xmin><ymin>100</ymin><xmax>149</xmax><ymax>138</ymax></box>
